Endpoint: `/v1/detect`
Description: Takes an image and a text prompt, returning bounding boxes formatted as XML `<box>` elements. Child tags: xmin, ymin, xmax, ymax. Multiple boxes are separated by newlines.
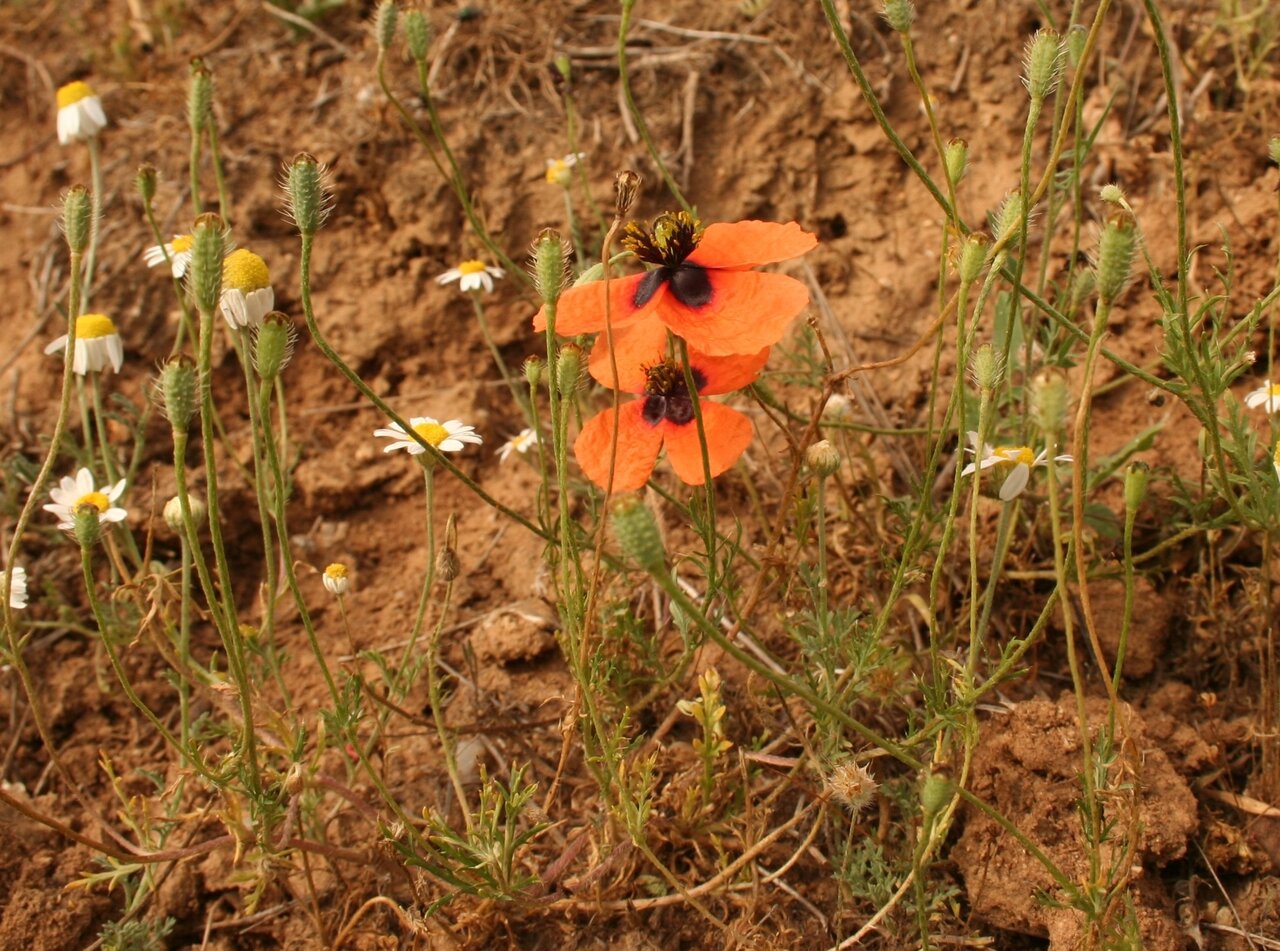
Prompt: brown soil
<box><xmin>3</xmin><ymin>0</ymin><xmax>1280</xmax><ymax>948</ymax></box>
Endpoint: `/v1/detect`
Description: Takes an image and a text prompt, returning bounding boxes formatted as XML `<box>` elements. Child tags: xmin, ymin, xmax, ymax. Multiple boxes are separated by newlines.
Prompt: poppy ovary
<box><xmin>622</xmin><ymin>211</ymin><xmax>703</xmax><ymax>268</ymax></box>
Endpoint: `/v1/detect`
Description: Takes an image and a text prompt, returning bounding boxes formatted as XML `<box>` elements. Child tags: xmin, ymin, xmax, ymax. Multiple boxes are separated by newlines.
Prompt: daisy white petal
<box><xmin>497</xmin><ymin>427</ymin><xmax>539</xmax><ymax>463</ymax></box>
<box><xmin>436</xmin><ymin>260</ymin><xmax>505</xmax><ymax>295</ymax></box>
<box><xmin>1245</xmin><ymin>381</ymin><xmax>1280</xmax><ymax>413</ymax></box>
<box><xmin>998</xmin><ymin>464</ymin><xmax>1032</xmax><ymax>501</ymax></box>
<box><xmin>374</xmin><ymin>416</ymin><xmax>484</xmax><ymax>455</ymax></box>
<box><xmin>56</xmin><ymin>81</ymin><xmax>107</xmax><ymax>145</ymax></box>
<box><xmin>144</xmin><ymin>234</ymin><xmax>194</xmax><ymax>278</ymax></box>
<box><xmin>44</xmin><ymin>313</ymin><xmax>124</xmax><ymax>375</ymax></box>
<box><xmin>5</xmin><ymin>565</ymin><xmax>27</xmax><ymax>611</ymax></box>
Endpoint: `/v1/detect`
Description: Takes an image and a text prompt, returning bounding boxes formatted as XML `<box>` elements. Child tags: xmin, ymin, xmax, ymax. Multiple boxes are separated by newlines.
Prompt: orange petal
<box><xmin>687</xmin><ymin>220</ymin><xmax>817</xmax><ymax>270</ymax></box>
<box><xmin>574</xmin><ymin>400</ymin><xmax>662</xmax><ymax>492</ymax></box>
<box><xmin>691</xmin><ymin>347</ymin><xmax>770</xmax><ymax>395</ymax></box>
<box><xmin>659</xmin><ymin>270</ymin><xmax>809</xmax><ymax>357</ymax></box>
<box><xmin>588</xmin><ymin>314</ymin><xmax>670</xmax><ymax>391</ymax></box>
<box><xmin>533</xmin><ymin>273</ymin><xmax>655</xmax><ymax>335</ymax></box>
<box><xmin>662</xmin><ymin>401</ymin><xmax>754</xmax><ymax>485</ymax></box>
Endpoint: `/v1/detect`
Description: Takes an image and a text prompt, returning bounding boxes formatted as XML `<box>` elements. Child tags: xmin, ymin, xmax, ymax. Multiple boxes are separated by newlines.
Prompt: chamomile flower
<box><xmin>961</xmin><ymin>432</ymin><xmax>1073</xmax><ymax>501</ymax></box>
<box><xmin>56</xmin><ymin>80</ymin><xmax>107</xmax><ymax>145</ymax></box>
<box><xmin>437</xmin><ymin>260</ymin><xmax>504</xmax><ymax>294</ymax></box>
<box><xmin>1245</xmin><ymin>380</ymin><xmax>1280</xmax><ymax>413</ymax></box>
<box><xmin>44</xmin><ymin>313</ymin><xmax>124</xmax><ymax>375</ymax></box>
<box><xmin>374</xmin><ymin>417</ymin><xmax>483</xmax><ymax>455</ymax></box>
<box><xmin>323</xmin><ymin>563</ymin><xmax>349</xmax><ymax>596</ymax></box>
<box><xmin>5</xmin><ymin>566</ymin><xmax>27</xmax><ymax>611</ymax></box>
<box><xmin>496</xmin><ymin>427</ymin><xmax>539</xmax><ymax>463</ymax></box>
<box><xmin>220</xmin><ymin>249</ymin><xmax>274</xmax><ymax>330</ymax></box>
<box><xmin>43</xmin><ymin>467</ymin><xmax>128</xmax><ymax>532</ymax></box>
<box><xmin>545</xmin><ymin>152</ymin><xmax>584</xmax><ymax>187</ymax></box>
<box><xmin>144</xmin><ymin>234</ymin><xmax>194</xmax><ymax>278</ymax></box>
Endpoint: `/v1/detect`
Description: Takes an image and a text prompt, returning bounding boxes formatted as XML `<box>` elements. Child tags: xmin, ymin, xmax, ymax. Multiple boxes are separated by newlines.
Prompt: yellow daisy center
<box><xmin>325</xmin><ymin>563</ymin><xmax>348</xmax><ymax>581</ymax></box>
<box><xmin>458</xmin><ymin>260</ymin><xmax>487</xmax><ymax>276</ymax></box>
<box><xmin>1274</xmin><ymin>443</ymin><xmax>1280</xmax><ymax>466</ymax></box>
<box><xmin>412</xmin><ymin>421</ymin><xmax>449</xmax><ymax>447</ymax></box>
<box><xmin>994</xmin><ymin>446</ymin><xmax>1036</xmax><ymax>467</ymax></box>
<box><xmin>57</xmin><ymin>81</ymin><xmax>95</xmax><ymax>108</ymax></box>
<box><xmin>223</xmin><ymin>249</ymin><xmax>270</xmax><ymax>291</ymax></box>
<box><xmin>545</xmin><ymin>160</ymin><xmax>568</xmax><ymax>184</ymax></box>
<box><xmin>76</xmin><ymin>313</ymin><xmax>117</xmax><ymax>338</ymax></box>
<box><xmin>171</xmin><ymin>234</ymin><xmax>194</xmax><ymax>253</ymax></box>
<box><xmin>75</xmin><ymin>491</ymin><xmax>110</xmax><ymax>513</ymax></box>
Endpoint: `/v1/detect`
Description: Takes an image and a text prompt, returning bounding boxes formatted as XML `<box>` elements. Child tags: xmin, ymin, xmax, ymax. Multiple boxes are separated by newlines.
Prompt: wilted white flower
<box><xmin>56</xmin><ymin>81</ymin><xmax>107</xmax><ymax>145</ymax></box>
<box><xmin>961</xmin><ymin>431</ymin><xmax>1072</xmax><ymax>501</ymax></box>
<box><xmin>496</xmin><ymin>427</ymin><xmax>539</xmax><ymax>463</ymax></box>
<box><xmin>323</xmin><ymin>562</ymin><xmax>349</xmax><ymax>596</ymax></box>
<box><xmin>44</xmin><ymin>313</ymin><xmax>124</xmax><ymax>375</ymax></box>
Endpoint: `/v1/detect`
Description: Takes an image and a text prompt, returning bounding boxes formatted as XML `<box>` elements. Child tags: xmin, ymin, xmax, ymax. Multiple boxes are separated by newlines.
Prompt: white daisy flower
<box><xmin>1274</xmin><ymin>443</ymin><xmax>1280</xmax><ymax>483</ymax></box>
<box><xmin>1245</xmin><ymin>380</ymin><xmax>1280</xmax><ymax>414</ymax></box>
<box><xmin>436</xmin><ymin>260</ymin><xmax>504</xmax><ymax>295</ymax></box>
<box><xmin>5</xmin><ymin>566</ymin><xmax>27</xmax><ymax>611</ymax></box>
<box><xmin>323</xmin><ymin>562</ymin><xmax>349</xmax><ymax>596</ymax></box>
<box><xmin>544</xmin><ymin>152</ymin><xmax>584</xmax><ymax>187</ymax></box>
<box><xmin>43</xmin><ymin>467</ymin><xmax>128</xmax><ymax>532</ymax></box>
<box><xmin>56</xmin><ymin>80</ymin><xmax>107</xmax><ymax>145</ymax></box>
<box><xmin>220</xmin><ymin>248</ymin><xmax>274</xmax><ymax>330</ymax></box>
<box><xmin>373</xmin><ymin>417</ymin><xmax>483</xmax><ymax>455</ymax></box>
<box><xmin>143</xmin><ymin>234</ymin><xmax>195</xmax><ymax>278</ymax></box>
<box><xmin>44</xmin><ymin>313</ymin><xmax>124</xmax><ymax>375</ymax></box>
<box><xmin>961</xmin><ymin>431</ymin><xmax>1073</xmax><ymax>501</ymax></box>
<box><xmin>496</xmin><ymin>427</ymin><xmax>539</xmax><ymax>463</ymax></box>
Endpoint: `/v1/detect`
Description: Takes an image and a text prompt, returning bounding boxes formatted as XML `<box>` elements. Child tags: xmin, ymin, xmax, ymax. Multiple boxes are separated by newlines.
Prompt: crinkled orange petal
<box><xmin>574</xmin><ymin>400</ymin><xmax>662</xmax><ymax>492</ymax></box>
<box><xmin>588</xmin><ymin>314</ymin><xmax>669</xmax><ymax>391</ymax></box>
<box><xmin>686</xmin><ymin>220</ymin><xmax>817</xmax><ymax>270</ymax></box>
<box><xmin>532</xmin><ymin>273</ymin><xmax>656</xmax><ymax>335</ymax></box>
<box><xmin>658</xmin><ymin>270</ymin><xmax>809</xmax><ymax>357</ymax></box>
<box><xmin>692</xmin><ymin>347</ymin><xmax>770</xmax><ymax>395</ymax></box>
<box><xmin>662</xmin><ymin>401</ymin><xmax>754</xmax><ymax>485</ymax></box>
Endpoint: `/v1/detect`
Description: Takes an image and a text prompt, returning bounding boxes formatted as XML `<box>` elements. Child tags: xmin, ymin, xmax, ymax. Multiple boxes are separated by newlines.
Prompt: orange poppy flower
<box><xmin>534</xmin><ymin>214</ymin><xmax>817</xmax><ymax>357</ymax></box>
<box><xmin>574</xmin><ymin>347</ymin><xmax>768</xmax><ymax>492</ymax></box>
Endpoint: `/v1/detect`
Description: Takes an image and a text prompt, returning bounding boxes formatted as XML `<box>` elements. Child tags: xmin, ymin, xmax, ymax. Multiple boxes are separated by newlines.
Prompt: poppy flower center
<box><xmin>641</xmin><ymin>362</ymin><xmax>708</xmax><ymax>427</ymax></box>
<box><xmin>623</xmin><ymin>212</ymin><xmax>715</xmax><ymax>311</ymax></box>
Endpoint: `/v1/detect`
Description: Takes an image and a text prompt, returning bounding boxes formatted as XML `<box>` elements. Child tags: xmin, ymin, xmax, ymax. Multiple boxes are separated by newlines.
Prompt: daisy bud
<box><xmin>323</xmin><ymin>562</ymin><xmax>349</xmax><ymax>596</ymax></box>
<box><xmin>994</xmin><ymin>190</ymin><xmax>1026</xmax><ymax>243</ymax></box>
<box><xmin>187</xmin><ymin>60</ymin><xmax>213</xmax><ymax>135</ymax></box>
<box><xmin>825</xmin><ymin>760</ymin><xmax>878</xmax><ymax>818</ymax></box>
<box><xmin>62</xmin><ymin>186</ymin><xmax>92</xmax><ymax>254</ymax></box>
<box><xmin>881</xmin><ymin>0</ymin><xmax>915</xmax><ymax>33</ymax></box>
<box><xmin>1022</xmin><ymin>29</ymin><xmax>1063</xmax><ymax>103</ymax></box>
<box><xmin>523</xmin><ymin>356</ymin><xmax>544</xmax><ymax>388</ymax></box>
<box><xmin>806</xmin><ymin>439</ymin><xmax>841</xmax><ymax>479</ymax></box>
<box><xmin>969</xmin><ymin>344</ymin><xmax>1003</xmax><ymax>393</ymax></box>
<box><xmin>943</xmin><ymin>138</ymin><xmax>968</xmax><ymax>188</ymax></box>
<box><xmin>614</xmin><ymin>170</ymin><xmax>641</xmax><ymax>218</ymax></box>
<box><xmin>73</xmin><ymin>503</ymin><xmax>103</xmax><ymax>549</ymax></box>
<box><xmin>135</xmin><ymin>164</ymin><xmax>158</xmax><ymax>204</ymax></box>
<box><xmin>1124</xmin><ymin>461</ymin><xmax>1148</xmax><ymax>517</ymax></box>
<box><xmin>374</xmin><ymin>1</ymin><xmax>398</xmax><ymax>55</ymax></box>
<box><xmin>1270</xmin><ymin>136</ymin><xmax>1280</xmax><ymax>166</ymax></box>
<box><xmin>920</xmin><ymin>770</ymin><xmax>953</xmax><ymax>824</ymax></box>
<box><xmin>957</xmin><ymin>232</ymin><xmax>988</xmax><ymax>285</ymax></box>
<box><xmin>286</xmin><ymin>153</ymin><xmax>329</xmax><ymax>237</ymax></box>
<box><xmin>556</xmin><ymin>343</ymin><xmax>584</xmax><ymax>395</ymax></box>
<box><xmin>163</xmin><ymin>493</ymin><xmax>206</xmax><ymax>532</ymax></box>
<box><xmin>189</xmin><ymin>213</ymin><xmax>226</xmax><ymax>315</ymax></box>
<box><xmin>1030</xmin><ymin>369</ymin><xmax>1069</xmax><ymax>436</ymax></box>
<box><xmin>611</xmin><ymin>497</ymin><xmax>666</xmax><ymax>572</ymax></box>
<box><xmin>1096</xmin><ymin>211</ymin><xmax>1136</xmax><ymax>306</ymax></box>
<box><xmin>533</xmin><ymin>228</ymin><xmax>569</xmax><ymax>305</ymax></box>
<box><xmin>404</xmin><ymin>8</ymin><xmax>430</xmax><ymax>63</ymax></box>
<box><xmin>159</xmin><ymin>355</ymin><xmax>199</xmax><ymax>434</ymax></box>
<box><xmin>254</xmin><ymin>312</ymin><xmax>296</xmax><ymax>382</ymax></box>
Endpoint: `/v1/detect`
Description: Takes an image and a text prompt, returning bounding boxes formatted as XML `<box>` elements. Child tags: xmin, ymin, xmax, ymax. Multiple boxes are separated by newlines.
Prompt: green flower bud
<box><xmin>254</xmin><ymin>311</ymin><xmax>296</xmax><ymax>381</ymax></box>
<box><xmin>189</xmin><ymin>213</ymin><xmax>226</xmax><ymax>315</ymax></box>
<box><xmin>73</xmin><ymin>504</ymin><xmax>102</xmax><ymax>549</ymax></box>
<box><xmin>1096</xmin><ymin>211</ymin><xmax>1136</xmax><ymax>305</ymax></box>
<box><xmin>533</xmin><ymin>228</ymin><xmax>569</xmax><ymax>305</ymax></box>
<box><xmin>523</xmin><ymin>356</ymin><xmax>544</xmax><ymax>388</ymax></box>
<box><xmin>969</xmin><ymin>344</ymin><xmax>1003</xmax><ymax>393</ymax></box>
<box><xmin>187</xmin><ymin>60</ymin><xmax>213</xmax><ymax>135</ymax></box>
<box><xmin>944</xmin><ymin>138</ymin><xmax>968</xmax><ymax>188</ymax></box>
<box><xmin>1099</xmin><ymin>183</ymin><xmax>1125</xmax><ymax>206</ymax></box>
<box><xmin>159</xmin><ymin>355</ymin><xmax>199</xmax><ymax>433</ymax></box>
<box><xmin>405</xmin><ymin>9</ymin><xmax>429</xmax><ymax>62</ymax></box>
<box><xmin>164</xmin><ymin>493</ymin><xmax>206</xmax><ymax>532</ymax></box>
<box><xmin>135</xmin><ymin>164</ymin><xmax>158</xmax><ymax>204</ymax></box>
<box><xmin>1030</xmin><ymin>369</ymin><xmax>1068</xmax><ymax>436</ymax></box>
<box><xmin>881</xmin><ymin>0</ymin><xmax>915</xmax><ymax>33</ymax></box>
<box><xmin>374</xmin><ymin>1</ymin><xmax>398</xmax><ymax>53</ymax></box>
<box><xmin>611</xmin><ymin>496</ymin><xmax>665</xmax><ymax>572</ymax></box>
<box><xmin>958</xmin><ymin>232</ymin><xmax>989</xmax><ymax>285</ymax></box>
<box><xmin>1123</xmin><ymin>461</ymin><xmax>1149</xmax><ymax>517</ymax></box>
<box><xmin>805</xmin><ymin>439</ymin><xmax>841</xmax><ymax>478</ymax></box>
<box><xmin>285</xmin><ymin>153</ymin><xmax>330</xmax><ymax>237</ymax></box>
<box><xmin>556</xmin><ymin>343</ymin><xmax>583</xmax><ymax>395</ymax></box>
<box><xmin>1065</xmin><ymin>23</ymin><xmax>1087</xmax><ymax>68</ymax></box>
<box><xmin>919</xmin><ymin>771</ymin><xmax>953</xmax><ymax>822</ymax></box>
<box><xmin>993</xmin><ymin>190</ymin><xmax>1026</xmax><ymax>243</ymax></box>
<box><xmin>1270</xmin><ymin>136</ymin><xmax>1280</xmax><ymax>167</ymax></box>
<box><xmin>1022</xmin><ymin>29</ymin><xmax>1062</xmax><ymax>102</ymax></box>
<box><xmin>62</xmin><ymin>185</ymin><xmax>92</xmax><ymax>254</ymax></box>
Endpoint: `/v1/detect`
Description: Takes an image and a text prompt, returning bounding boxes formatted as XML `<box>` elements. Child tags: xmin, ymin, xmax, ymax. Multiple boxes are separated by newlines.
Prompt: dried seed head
<box><xmin>436</xmin><ymin>545</ymin><xmax>460</xmax><ymax>582</ymax></box>
<box><xmin>614</xmin><ymin>170</ymin><xmax>641</xmax><ymax>218</ymax></box>
<box><xmin>62</xmin><ymin>185</ymin><xmax>92</xmax><ymax>254</ymax></box>
<box><xmin>805</xmin><ymin>439</ymin><xmax>841</xmax><ymax>479</ymax></box>
<box><xmin>825</xmin><ymin>760</ymin><xmax>878</xmax><ymax>818</ymax></box>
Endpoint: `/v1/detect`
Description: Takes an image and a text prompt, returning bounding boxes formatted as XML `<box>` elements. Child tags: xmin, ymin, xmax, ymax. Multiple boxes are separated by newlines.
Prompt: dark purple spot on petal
<box><xmin>669</xmin><ymin>266</ymin><xmax>712</xmax><ymax>308</ymax></box>
<box><xmin>642</xmin><ymin>395</ymin><xmax>667</xmax><ymax>426</ymax></box>
<box><xmin>633</xmin><ymin>269</ymin><xmax>668</xmax><ymax>308</ymax></box>
<box><xmin>665</xmin><ymin>396</ymin><xmax>695</xmax><ymax>426</ymax></box>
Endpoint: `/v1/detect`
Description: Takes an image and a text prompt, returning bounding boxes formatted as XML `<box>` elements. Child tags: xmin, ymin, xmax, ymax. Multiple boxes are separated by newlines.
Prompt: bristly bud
<box><xmin>920</xmin><ymin>771</ymin><xmax>953</xmax><ymax>823</ymax></box>
<box><xmin>374</xmin><ymin>1</ymin><xmax>398</xmax><ymax>54</ymax></box>
<box><xmin>969</xmin><ymin>344</ymin><xmax>1003</xmax><ymax>393</ymax></box>
<box><xmin>1123</xmin><ymin>461</ymin><xmax>1149</xmax><ymax>517</ymax></box>
<box><xmin>556</xmin><ymin>343</ymin><xmax>584</xmax><ymax>395</ymax></box>
<box><xmin>523</xmin><ymin>356</ymin><xmax>544</xmax><ymax>388</ymax></box>
<box><xmin>135</xmin><ymin>164</ymin><xmax>158</xmax><ymax>204</ymax></box>
<box><xmin>1022</xmin><ymin>29</ymin><xmax>1063</xmax><ymax>102</ymax></box>
<box><xmin>614</xmin><ymin>170</ymin><xmax>641</xmax><ymax>218</ymax></box>
<box><xmin>73</xmin><ymin>504</ymin><xmax>102</xmax><ymax>549</ymax></box>
<box><xmin>825</xmin><ymin>760</ymin><xmax>878</xmax><ymax>818</ymax></box>
<box><xmin>159</xmin><ymin>355</ymin><xmax>199</xmax><ymax>433</ymax></box>
<box><xmin>62</xmin><ymin>186</ymin><xmax>92</xmax><ymax>254</ymax></box>
<box><xmin>1030</xmin><ymin>369</ymin><xmax>1068</xmax><ymax>435</ymax></box>
<box><xmin>1269</xmin><ymin>136</ymin><xmax>1280</xmax><ymax>166</ymax></box>
<box><xmin>189</xmin><ymin>213</ymin><xmax>226</xmax><ymax>315</ymax></box>
<box><xmin>254</xmin><ymin>312</ymin><xmax>296</xmax><ymax>381</ymax></box>
<box><xmin>404</xmin><ymin>8</ymin><xmax>429</xmax><ymax>62</ymax></box>
<box><xmin>944</xmin><ymin>138</ymin><xmax>968</xmax><ymax>188</ymax></box>
<box><xmin>1095</xmin><ymin>210</ymin><xmax>1136</xmax><ymax>305</ymax></box>
<box><xmin>611</xmin><ymin>496</ymin><xmax>666</xmax><ymax>572</ymax></box>
<box><xmin>958</xmin><ymin>232</ymin><xmax>989</xmax><ymax>285</ymax></box>
<box><xmin>532</xmin><ymin>228</ymin><xmax>570</xmax><ymax>306</ymax></box>
<box><xmin>1099</xmin><ymin>183</ymin><xmax>1125</xmax><ymax>206</ymax></box>
<box><xmin>164</xmin><ymin>493</ymin><xmax>206</xmax><ymax>532</ymax></box>
<box><xmin>805</xmin><ymin>439</ymin><xmax>841</xmax><ymax>479</ymax></box>
<box><xmin>187</xmin><ymin>60</ymin><xmax>213</xmax><ymax>135</ymax></box>
<box><xmin>993</xmin><ymin>190</ymin><xmax>1026</xmax><ymax>242</ymax></box>
<box><xmin>1065</xmin><ymin>23</ymin><xmax>1087</xmax><ymax>68</ymax></box>
<box><xmin>284</xmin><ymin>152</ymin><xmax>331</xmax><ymax>237</ymax></box>
<box><xmin>881</xmin><ymin>0</ymin><xmax>915</xmax><ymax>33</ymax></box>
